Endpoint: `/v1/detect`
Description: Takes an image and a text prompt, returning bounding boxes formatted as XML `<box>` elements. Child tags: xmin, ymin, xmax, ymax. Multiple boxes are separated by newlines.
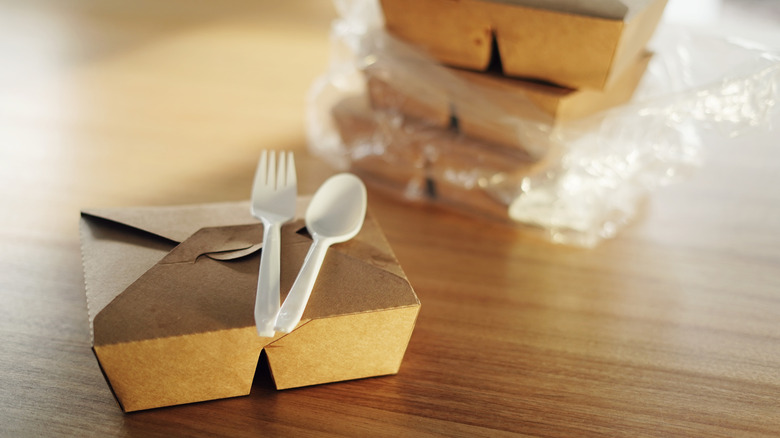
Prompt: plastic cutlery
<box><xmin>250</xmin><ymin>150</ymin><xmax>296</xmax><ymax>337</ymax></box>
<box><xmin>274</xmin><ymin>173</ymin><xmax>367</xmax><ymax>333</ymax></box>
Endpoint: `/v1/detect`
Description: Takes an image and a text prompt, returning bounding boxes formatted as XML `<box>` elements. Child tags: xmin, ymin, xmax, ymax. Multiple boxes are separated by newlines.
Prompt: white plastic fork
<box><xmin>250</xmin><ymin>150</ymin><xmax>297</xmax><ymax>337</ymax></box>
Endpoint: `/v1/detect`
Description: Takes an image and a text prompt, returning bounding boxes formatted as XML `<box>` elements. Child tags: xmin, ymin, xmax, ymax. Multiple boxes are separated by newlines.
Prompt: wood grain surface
<box><xmin>1</xmin><ymin>1</ymin><xmax>778</xmax><ymax>436</ymax></box>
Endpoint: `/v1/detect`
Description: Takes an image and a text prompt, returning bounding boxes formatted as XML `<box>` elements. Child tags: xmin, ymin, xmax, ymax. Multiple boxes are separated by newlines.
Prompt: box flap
<box><xmin>84</xmin><ymin>201</ymin><xmax>417</xmax><ymax>346</ymax></box>
<box><xmin>80</xmin><ymin>200</ymin><xmax>311</xmax><ymax>331</ymax></box>
<box><xmin>80</xmin><ymin>201</ymin><xmax>255</xmax><ymax>334</ymax></box>
<box><xmin>83</xmin><ymin>201</ymin><xmax>258</xmax><ymax>243</ymax></box>
<box><xmin>93</xmin><ymin>218</ymin><xmax>417</xmax><ymax>346</ymax></box>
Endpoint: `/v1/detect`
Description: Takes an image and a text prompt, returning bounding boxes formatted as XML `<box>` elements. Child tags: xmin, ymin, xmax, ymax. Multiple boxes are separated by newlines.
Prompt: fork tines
<box><xmin>257</xmin><ymin>149</ymin><xmax>295</xmax><ymax>189</ymax></box>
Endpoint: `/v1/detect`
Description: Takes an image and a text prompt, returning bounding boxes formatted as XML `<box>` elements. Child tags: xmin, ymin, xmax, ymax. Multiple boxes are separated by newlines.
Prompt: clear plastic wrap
<box><xmin>306</xmin><ymin>0</ymin><xmax>780</xmax><ymax>246</ymax></box>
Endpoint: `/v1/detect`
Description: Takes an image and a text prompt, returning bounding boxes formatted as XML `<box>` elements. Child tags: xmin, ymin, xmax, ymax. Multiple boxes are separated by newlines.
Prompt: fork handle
<box><xmin>254</xmin><ymin>221</ymin><xmax>282</xmax><ymax>337</ymax></box>
<box><xmin>274</xmin><ymin>237</ymin><xmax>329</xmax><ymax>333</ymax></box>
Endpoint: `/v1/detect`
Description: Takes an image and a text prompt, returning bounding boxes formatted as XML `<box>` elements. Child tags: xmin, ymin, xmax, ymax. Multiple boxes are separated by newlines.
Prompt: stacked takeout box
<box><xmin>331</xmin><ymin>0</ymin><xmax>669</xmax><ymax>221</ymax></box>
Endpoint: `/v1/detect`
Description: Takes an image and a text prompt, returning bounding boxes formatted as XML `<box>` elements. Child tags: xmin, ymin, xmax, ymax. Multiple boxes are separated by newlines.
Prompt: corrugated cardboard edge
<box><xmin>266</xmin><ymin>305</ymin><xmax>421</xmax><ymax>390</ymax></box>
<box><xmin>80</xmin><ymin>218</ymin><xmax>96</xmax><ymax>342</ymax></box>
<box><xmin>94</xmin><ymin>326</ymin><xmax>266</xmax><ymax>412</ymax></box>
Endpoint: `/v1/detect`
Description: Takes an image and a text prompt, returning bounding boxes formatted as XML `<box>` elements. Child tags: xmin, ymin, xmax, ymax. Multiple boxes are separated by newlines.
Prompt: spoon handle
<box><xmin>274</xmin><ymin>237</ymin><xmax>329</xmax><ymax>333</ymax></box>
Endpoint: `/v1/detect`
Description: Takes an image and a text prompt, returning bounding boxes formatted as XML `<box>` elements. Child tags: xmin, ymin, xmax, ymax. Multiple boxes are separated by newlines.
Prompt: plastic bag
<box><xmin>306</xmin><ymin>0</ymin><xmax>779</xmax><ymax>246</ymax></box>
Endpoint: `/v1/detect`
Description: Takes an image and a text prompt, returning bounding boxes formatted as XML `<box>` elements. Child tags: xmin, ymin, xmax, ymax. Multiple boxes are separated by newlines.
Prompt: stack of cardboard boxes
<box><xmin>332</xmin><ymin>0</ymin><xmax>668</xmax><ymax>220</ymax></box>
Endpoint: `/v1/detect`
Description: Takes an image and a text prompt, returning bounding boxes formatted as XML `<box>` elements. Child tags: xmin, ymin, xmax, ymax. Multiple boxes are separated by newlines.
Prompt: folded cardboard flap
<box><xmin>81</xmin><ymin>201</ymin><xmax>420</xmax><ymax>412</ymax></box>
<box><xmin>83</xmin><ymin>201</ymin><xmax>262</xmax><ymax>243</ymax></box>
<box><xmin>81</xmin><ymin>200</ymin><xmax>311</xmax><ymax>326</ymax></box>
<box><xmin>93</xmin><ymin>224</ymin><xmax>267</xmax><ymax>347</ymax></box>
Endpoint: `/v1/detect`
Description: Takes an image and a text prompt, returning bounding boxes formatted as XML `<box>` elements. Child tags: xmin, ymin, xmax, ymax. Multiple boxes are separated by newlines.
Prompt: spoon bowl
<box><xmin>306</xmin><ymin>174</ymin><xmax>367</xmax><ymax>243</ymax></box>
<box><xmin>274</xmin><ymin>173</ymin><xmax>367</xmax><ymax>333</ymax></box>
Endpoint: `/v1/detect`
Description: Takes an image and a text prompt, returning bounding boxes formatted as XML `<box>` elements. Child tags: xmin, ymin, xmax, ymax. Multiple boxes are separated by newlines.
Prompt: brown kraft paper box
<box><xmin>365</xmin><ymin>50</ymin><xmax>653</xmax><ymax>158</ymax></box>
<box><xmin>331</xmin><ymin>97</ymin><xmax>552</xmax><ymax>221</ymax></box>
<box><xmin>80</xmin><ymin>200</ymin><xmax>420</xmax><ymax>412</ymax></box>
<box><xmin>380</xmin><ymin>0</ymin><xmax>667</xmax><ymax>90</ymax></box>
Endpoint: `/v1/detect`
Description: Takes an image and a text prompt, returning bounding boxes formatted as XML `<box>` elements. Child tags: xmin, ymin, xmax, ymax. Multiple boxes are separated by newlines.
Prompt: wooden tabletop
<box><xmin>2</xmin><ymin>1</ymin><xmax>779</xmax><ymax>436</ymax></box>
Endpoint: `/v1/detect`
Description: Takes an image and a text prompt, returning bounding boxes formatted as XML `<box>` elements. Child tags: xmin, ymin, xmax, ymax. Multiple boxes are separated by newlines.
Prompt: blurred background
<box><xmin>665</xmin><ymin>0</ymin><xmax>779</xmax><ymax>45</ymax></box>
<box><xmin>0</xmin><ymin>0</ymin><xmax>777</xmax><ymax>228</ymax></box>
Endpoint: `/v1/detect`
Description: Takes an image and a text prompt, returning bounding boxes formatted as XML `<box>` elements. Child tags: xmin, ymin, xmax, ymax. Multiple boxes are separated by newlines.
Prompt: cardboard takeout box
<box><xmin>380</xmin><ymin>0</ymin><xmax>667</xmax><ymax>89</ymax></box>
<box><xmin>366</xmin><ymin>50</ymin><xmax>652</xmax><ymax>157</ymax></box>
<box><xmin>331</xmin><ymin>97</ymin><xmax>553</xmax><ymax>221</ymax></box>
<box><xmin>80</xmin><ymin>200</ymin><xmax>420</xmax><ymax>412</ymax></box>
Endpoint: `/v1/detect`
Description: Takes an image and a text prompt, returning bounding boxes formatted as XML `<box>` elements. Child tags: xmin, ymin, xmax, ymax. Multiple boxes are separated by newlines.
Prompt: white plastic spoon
<box><xmin>274</xmin><ymin>173</ymin><xmax>367</xmax><ymax>333</ymax></box>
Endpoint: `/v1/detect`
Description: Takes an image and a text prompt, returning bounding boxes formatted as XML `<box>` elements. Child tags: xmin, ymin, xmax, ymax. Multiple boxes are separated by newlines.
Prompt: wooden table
<box><xmin>2</xmin><ymin>1</ymin><xmax>778</xmax><ymax>436</ymax></box>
